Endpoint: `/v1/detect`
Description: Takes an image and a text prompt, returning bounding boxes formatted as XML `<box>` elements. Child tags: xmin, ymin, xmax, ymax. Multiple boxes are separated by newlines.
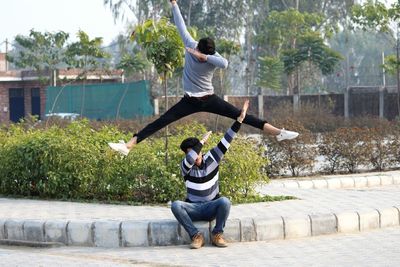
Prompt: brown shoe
<box><xmin>190</xmin><ymin>233</ymin><xmax>205</xmax><ymax>249</ymax></box>
<box><xmin>211</xmin><ymin>233</ymin><xmax>228</xmax><ymax>247</ymax></box>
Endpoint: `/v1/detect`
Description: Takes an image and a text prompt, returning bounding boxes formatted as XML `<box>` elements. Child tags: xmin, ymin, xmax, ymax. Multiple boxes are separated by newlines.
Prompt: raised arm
<box><xmin>170</xmin><ymin>1</ymin><xmax>196</xmax><ymax>48</ymax></box>
<box><xmin>180</xmin><ymin>131</ymin><xmax>212</xmax><ymax>176</ymax></box>
<box><xmin>210</xmin><ymin>100</ymin><xmax>249</xmax><ymax>163</ymax></box>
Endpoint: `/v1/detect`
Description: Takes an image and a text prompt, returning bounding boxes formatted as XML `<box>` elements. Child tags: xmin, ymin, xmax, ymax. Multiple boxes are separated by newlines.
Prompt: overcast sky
<box><xmin>0</xmin><ymin>0</ymin><xmax>128</xmax><ymax>52</ymax></box>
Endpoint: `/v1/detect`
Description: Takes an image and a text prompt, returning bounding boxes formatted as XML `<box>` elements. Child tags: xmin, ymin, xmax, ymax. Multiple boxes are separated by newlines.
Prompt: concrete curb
<box><xmin>0</xmin><ymin>206</ymin><xmax>399</xmax><ymax>248</ymax></box>
<box><xmin>269</xmin><ymin>171</ymin><xmax>400</xmax><ymax>190</ymax></box>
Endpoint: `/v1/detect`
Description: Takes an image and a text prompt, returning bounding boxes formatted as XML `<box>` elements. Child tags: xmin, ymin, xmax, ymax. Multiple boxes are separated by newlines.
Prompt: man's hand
<box><xmin>200</xmin><ymin>131</ymin><xmax>212</xmax><ymax>145</ymax></box>
<box><xmin>186</xmin><ymin>47</ymin><xmax>207</xmax><ymax>62</ymax></box>
<box><xmin>237</xmin><ymin>100</ymin><xmax>249</xmax><ymax>123</ymax></box>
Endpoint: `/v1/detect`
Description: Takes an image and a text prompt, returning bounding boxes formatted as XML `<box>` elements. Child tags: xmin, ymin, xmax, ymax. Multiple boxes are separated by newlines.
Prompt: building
<box><xmin>0</xmin><ymin>53</ymin><xmax>124</xmax><ymax>123</ymax></box>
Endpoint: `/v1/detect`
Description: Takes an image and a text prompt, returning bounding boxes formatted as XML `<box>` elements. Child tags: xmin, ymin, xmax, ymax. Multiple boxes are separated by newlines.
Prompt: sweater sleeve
<box><xmin>210</xmin><ymin>121</ymin><xmax>241</xmax><ymax>163</ymax></box>
<box><xmin>207</xmin><ymin>52</ymin><xmax>228</xmax><ymax>69</ymax></box>
<box><xmin>180</xmin><ymin>142</ymin><xmax>203</xmax><ymax>176</ymax></box>
<box><xmin>172</xmin><ymin>4</ymin><xmax>197</xmax><ymax>48</ymax></box>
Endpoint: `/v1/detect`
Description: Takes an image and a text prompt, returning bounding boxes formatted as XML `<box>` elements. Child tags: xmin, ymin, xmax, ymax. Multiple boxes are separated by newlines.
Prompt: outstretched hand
<box><xmin>237</xmin><ymin>100</ymin><xmax>249</xmax><ymax>123</ymax></box>
<box><xmin>186</xmin><ymin>47</ymin><xmax>207</xmax><ymax>62</ymax></box>
<box><xmin>200</xmin><ymin>131</ymin><xmax>212</xmax><ymax>145</ymax></box>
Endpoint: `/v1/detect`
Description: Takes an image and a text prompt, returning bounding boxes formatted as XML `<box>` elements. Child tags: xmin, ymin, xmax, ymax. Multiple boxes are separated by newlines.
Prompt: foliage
<box><xmin>7</xmin><ymin>30</ymin><xmax>69</xmax><ymax>72</ymax></box>
<box><xmin>66</xmin><ymin>31</ymin><xmax>110</xmax><ymax>71</ymax></box>
<box><xmin>134</xmin><ymin>17</ymin><xmax>184</xmax><ymax>78</ymax></box>
<box><xmin>256</xmin><ymin>56</ymin><xmax>284</xmax><ymax>91</ymax></box>
<box><xmin>0</xmin><ymin>121</ymin><xmax>268</xmax><ymax>204</ymax></box>
<box><xmin>263</xmin><ymin>120</ymin><xmax>317</xmax><ymax>177</ymax></box>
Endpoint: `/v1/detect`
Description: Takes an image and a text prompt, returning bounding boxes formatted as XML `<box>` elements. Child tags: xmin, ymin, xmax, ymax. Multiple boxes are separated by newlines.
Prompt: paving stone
<box><xmin>367</xmin><ymin>176</ymin><xmax>381</xmax><ymax>187</ymax></box>
<box><xmin>121</xmin><ymin>220</ymin><xmax>149</xmax><ymax>247</ymax></box>
<box><xmin>326</xmin><ymin>178</ymin><xmax>341</xmax><ymax>189</ymax></box>
<box><xmin>340</xmin><ymin>177</ymin><xmax>355</xmax><ymax>188</ymax></box>
<box><xmin>44</xmin><ymin>220</ymin><xmax>68</xmax><ymax>244</ymax></box>
<box><xmin>310</xmin><ymin>214</ymin><xmax>337</xmax><ymax>236</ymax></box>
<box><xmin>67</xmin><ymin>221</ymin><xmax>94</xmax><ymax>246</ymax></box>
<box><xmin>223</xmin><ymin>219</ymin><xmax>241</xmax><ymax>242</ymax></box>
<box><xmin>378</xmin><ymin>207</ymin><xmax>399</xmax><ymax>228</ymax></box>
<box><xmin>93</xmin><ymin>220</ymin><xmax>121</xmax><ymax>248</ymax></box>
<box><xmin>240</xmin><ymin>218</ymin><xmax>256</xmax><ymax>242</ymax></box>
<box><xmin>354</xmin><ymin>177</ymin><xmax>368</xmax><ymax>188</ymax></box>
<box><xmin>312</xmin><ymin>179</ymin><xmax>328</xmax><ymax>189</ymax></box>
<box><xmin>359</xmin><ymin>210</ymin><xmax>380</xmax><ymax>231</ymax></box>
<box><xmin>23</xmin><ymin>220</ymin><xmax>45</xmax><ymax>242</ymax></box>
<box><xmin>149</xmin><ymin>220</ymin><xmax>179</xmax><ymax>246</ymax></box>
<box><xmin>283</xmin><ymin>216</ymin><xmax>311</xmax><ymax>239</ymax></box>
<box><xmin>179</xmin><ymin>221</ymin><xmax>210</xmax><ymax>245</ymax></box>
<box><xmin>336</xmin><ymin>212</ymin><xmax>359</xmax><ymax>233</ymax></box>
<box><xmin>254</xmin><ymin>217</ymin><xmax>284</xmax><ymax>241</ymax></box>
<box><xmin>5</xmin><ymin>220</ymin><xmax>24</xmax><ymax>240</ymax></box>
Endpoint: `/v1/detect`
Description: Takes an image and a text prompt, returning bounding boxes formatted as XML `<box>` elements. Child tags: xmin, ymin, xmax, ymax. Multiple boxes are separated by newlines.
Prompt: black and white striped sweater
<box><xmin>180</xmin><ymin>121</ymin><xmax>241</xmax><ymax>203</ymax></box>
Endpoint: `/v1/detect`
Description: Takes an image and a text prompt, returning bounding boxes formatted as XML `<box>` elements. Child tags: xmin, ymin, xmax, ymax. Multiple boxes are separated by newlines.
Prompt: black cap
<box><xmin>180</xmin><ymin>137</ymin><xmax>200</xmax><ymax>152</ymax></box>
<box><xmin>197</xmin><ymin>37</ymin><xmax>216</xmax><ymax>55</ymax></box>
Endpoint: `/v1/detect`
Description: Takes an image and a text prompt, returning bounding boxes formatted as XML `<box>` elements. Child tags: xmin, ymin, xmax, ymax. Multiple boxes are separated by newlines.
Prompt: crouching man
<box><xmin>171</xmin><ymin>100</ymin><xmax>249</xmax><ymax>249</ymax></box>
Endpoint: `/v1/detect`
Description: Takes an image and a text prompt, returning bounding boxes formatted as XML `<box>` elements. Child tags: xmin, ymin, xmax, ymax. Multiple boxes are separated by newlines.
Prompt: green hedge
<box><xmin>0</xmin><ymin>120</ymin><xmax>268</xmax><ymax>204</ymax></box>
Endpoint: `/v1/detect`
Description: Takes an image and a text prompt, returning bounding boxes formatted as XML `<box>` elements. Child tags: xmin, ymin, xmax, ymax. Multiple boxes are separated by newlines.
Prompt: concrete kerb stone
<box><xmin>93</xmin><ymin>220</ymin><xmax>121</xmax><ymax>248</ymax></box>
<box><xmin>366</xmin><ymin>176</ymin><xmax>381</xmax><ymax>187</ymax></box>
<box><xmin>240</xmin><ymin>218</ymin><xmax>257</xmax><ymax>242</ymax></box>
<box><xmin>312</xmin><ymin>179</ymin><xmax>328</xmax><ymax>189</ymax></box>
<box><xmin>297</xmin><ymin>180</ymin><xmax>314</xmax><ymax>189</ymax></box>
<box><xmin>358</xmin><ymin>210</ymin><xmax>380</xmax><ymax>231</ymax></box>
<box><xmin>282</xmin><ymin>216</ymin><xmax>311</xmax><ymax>239</ymax></box>
<box><xmin>179</xmin><ymin>221</ymin><xmax>210</xmax><ymax>245</ymax></box>
<box><xmin>310</xmin><ymin>214</ymin><xmax>337</xmax><ymax>236</ymax></box>
<box><xmin>340</xmin><ymin>177</ymin><xmax>355</xmax><ymax>188</ymax></box>
<box><xmin>44</xmin><ymin>220</ymin><xmax>68</xmax><ymax>244</ymax></box>
<box><xmin>378</xmin><ymin>207</ymin><xmax>400</xmax><ymax>228</ymax></box>
<box><xmin>121</xmin><ymin>220</ymin><xmax>150</xmax><ymax>247</ymax></box>
<box><xmin>335</xmin><ymin>211</ymin><xmax>360</xmax><ymax>233</ymax></box>
<box><xmin>222</xmin><ymin>219</ymin><xmax>241</xmax><ymax>242</ymax></box>
<box><xmin>283</xmin><ymin>181</ymin><xmax>299</xmax><ymax>189</ymax></box>
<box><xmin>149</xmin><ymin>220</ymin><xmax>180</xmax><ymax>246</ymax></box>
<box><xmin>254</xmin><ymin>217</ymin><xmax>284</xmax><ymax>241</ymax></box>
<box><xmin>0</xmin><ymin>219</ymin><xmax>5</xmax><ymax>239</ymax></box>
<box><xmin>23</xmin><ymin>220</ymin><xmax>45</xmax><ymax>242</ymax></box>
<box><xmin>67</xmin><ymin>220</ymin><xmax>94</xmax><ymax>247</ymax></box>
<box><xmin>326</xmin><ymin>178</ymin><xmax>342</xmax><ymax>189</ymax></box>
<box><xmin>380</xmin><ymin>175</ymin><xmax>394</xmax><ymax>186</ymax></box>
<box><xmin>5</xmin><ymin>219</ymin><xmax>24</xmax><ymax>241</ymax></box>
<box><xmin>354</xmin><ymin>177</ymin><xmax>368</xmax><ymax>188</ymax></box>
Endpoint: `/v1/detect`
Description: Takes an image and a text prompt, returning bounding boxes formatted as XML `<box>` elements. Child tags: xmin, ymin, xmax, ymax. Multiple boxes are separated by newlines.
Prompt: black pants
<box><xmin>135</xmin><ymin>94</ymin><xmax>267</xmax><ymax>143</ymax></box>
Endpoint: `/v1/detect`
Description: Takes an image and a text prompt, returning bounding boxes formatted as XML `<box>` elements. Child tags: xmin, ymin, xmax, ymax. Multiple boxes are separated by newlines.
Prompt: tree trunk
<box><xmin>164</xmin><ymin>71</ymin><xmax>169</xmax><ymax>164</ymax></box>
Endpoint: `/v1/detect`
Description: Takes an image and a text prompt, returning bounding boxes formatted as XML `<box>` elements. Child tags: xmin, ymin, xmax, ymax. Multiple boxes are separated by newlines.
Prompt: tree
<box><xmin>351</xmin><ymin>0</ymin><xmax>400</xmax><ymax>117</ymax></box>
<box><xmin>134</xmin><ymin>17</ymin><xmax>185</xmax><ymax>163</ymax></box>
<box><xmin>257</xmin><ymin>56</ymin><xmax>284</xmax><ymax>92</ymax></box>
<box><xmin>7</xmin><ymin>30</ymin><xmax>70</xmax><ymax>85</ymax></box>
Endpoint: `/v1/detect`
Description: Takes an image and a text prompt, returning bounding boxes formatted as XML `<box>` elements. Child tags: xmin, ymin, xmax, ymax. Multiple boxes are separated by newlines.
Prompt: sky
<box><xmin>0</xmin><ymin>0</ymin><xmax>128</xmax><ymax>52</ymax></box>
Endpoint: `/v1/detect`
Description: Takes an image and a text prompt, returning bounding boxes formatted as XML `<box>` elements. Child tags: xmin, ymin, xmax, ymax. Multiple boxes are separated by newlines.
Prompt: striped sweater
<box><xmin>180</xmin><ymin>121</ymin><xmax>241</xmax><ymax>203</ymax></box>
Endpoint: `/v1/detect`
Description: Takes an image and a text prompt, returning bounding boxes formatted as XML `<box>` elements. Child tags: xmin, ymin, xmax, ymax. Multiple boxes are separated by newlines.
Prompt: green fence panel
<box><xmin>45</xmin><ymin>80</ymin><xmax>153</xmax><ymax>120</ymax></box>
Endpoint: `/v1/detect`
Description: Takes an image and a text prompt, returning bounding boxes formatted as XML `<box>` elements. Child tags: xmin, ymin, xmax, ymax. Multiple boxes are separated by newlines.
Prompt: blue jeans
<box><xmin>171</xmin><ymin>197</ymin><xmax>231</xmax><ymax>239</ymax></box>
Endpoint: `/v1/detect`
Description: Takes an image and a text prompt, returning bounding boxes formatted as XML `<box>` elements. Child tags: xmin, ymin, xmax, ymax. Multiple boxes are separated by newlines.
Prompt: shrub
<box><xmin>263</xmin><ymin>119</ymin><xmax>317</xmax><ymax>177</ymax></box>
<box><xmin>0</xmin><ymin>120</ymin><xmax>268</xmax><ymax>204</ymax></box>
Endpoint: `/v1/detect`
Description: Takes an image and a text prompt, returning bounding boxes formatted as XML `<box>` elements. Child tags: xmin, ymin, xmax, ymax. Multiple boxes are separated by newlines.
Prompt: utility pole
<box><xmin>397</xmin><ymin>28</ymin><xmax>400</xmax><ymax>117</ymax></box>
<box><xmin>5</xmin><ymin>38</ymin><xmax>9</xmax><ymax>71</ymax></box>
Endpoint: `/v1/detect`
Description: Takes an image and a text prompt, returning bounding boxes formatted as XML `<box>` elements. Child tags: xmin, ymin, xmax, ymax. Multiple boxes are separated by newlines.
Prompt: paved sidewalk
<box><xmin>0</xmin><ymin>171</ymin><xmax>399</xmax><ymax>248</ymax></box>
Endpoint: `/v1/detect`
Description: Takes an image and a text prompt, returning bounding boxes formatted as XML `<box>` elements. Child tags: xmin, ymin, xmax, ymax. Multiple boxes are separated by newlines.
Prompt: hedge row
<box><xmin>0</xmin><ymin>120</ymin><xmax>268</xmax><ymax>204</ymax></box>
<box><xmin>264</xmin><ymin>119</ymin><xmax>400</xmax><ymax>177</ymax></box>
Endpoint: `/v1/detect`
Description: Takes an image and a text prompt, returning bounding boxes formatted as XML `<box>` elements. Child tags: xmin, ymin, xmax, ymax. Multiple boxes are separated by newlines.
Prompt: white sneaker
<box><xmin>276</xmin><ymin>129</ymin><xmax>299</xmax><ymax>142</ymax></box>
<box><xmin>108</xmin><ymin>141</ymin><xmax>130</xmax><ymax>156</ymax></box>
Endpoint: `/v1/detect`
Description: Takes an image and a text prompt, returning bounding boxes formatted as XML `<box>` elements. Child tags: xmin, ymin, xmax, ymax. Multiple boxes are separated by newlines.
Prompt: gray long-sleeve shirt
<box><xmin>172</xmin><ymin>3</ymin><xmax>228</xmax><ymax>97</ymax></box>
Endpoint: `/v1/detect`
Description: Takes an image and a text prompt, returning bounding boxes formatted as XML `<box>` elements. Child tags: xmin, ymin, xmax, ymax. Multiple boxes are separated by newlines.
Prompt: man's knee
<box><xmin>218</xmin><ymin>197</ymin><xmax>231</xmax><ymax>209</ymax></box>
<box><xmin>171</xmin><ymin>200</ymin><xmax>184</xmax><ymax>213</ymax></box>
